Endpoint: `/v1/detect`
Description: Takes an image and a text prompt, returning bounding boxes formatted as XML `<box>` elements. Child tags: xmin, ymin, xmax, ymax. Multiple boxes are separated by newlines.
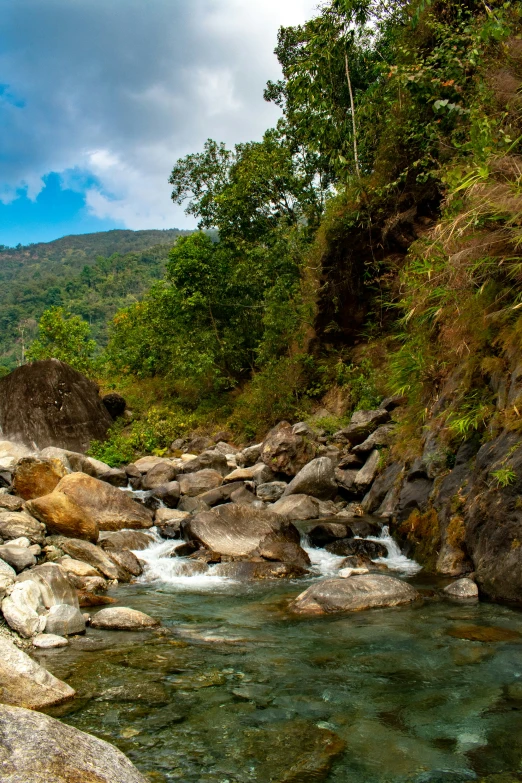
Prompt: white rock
<box><xmin>338</xmin><ymin>567</ymin><xmax>370</xmax><ymax>578</ymax></box>
<box><xmin>2</xmin><ymin>580</ymin><xmax>46</xmax><ymax>638</ymax></box>
<box><xmin>6</xmin><ymin>536</ymin><xmax>31</xmax><ymax>548</ymax></box>
<box><xmin>32</xmin><ymin>633</ymin><xmax>69</xmax><ymax>649</ymax></box>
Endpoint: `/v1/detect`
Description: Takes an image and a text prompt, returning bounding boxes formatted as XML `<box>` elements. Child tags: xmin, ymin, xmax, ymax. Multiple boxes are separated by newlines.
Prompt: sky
<box><xmin>0</xmin><ymin>0</ymin><xmax>318</xmax><ymax>247</ymax></box>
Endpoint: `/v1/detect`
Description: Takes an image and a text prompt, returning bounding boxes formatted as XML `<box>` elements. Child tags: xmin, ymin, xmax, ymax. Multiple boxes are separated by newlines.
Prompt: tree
<box><xmin>27</xmin><ymin>307</ymin><xmax>96</xmax><ymax>376</ymax></box>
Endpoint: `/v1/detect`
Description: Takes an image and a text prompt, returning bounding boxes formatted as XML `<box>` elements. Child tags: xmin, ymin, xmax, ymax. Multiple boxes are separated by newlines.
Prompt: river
<box><xmin>33</xmin><ymin>525</ymin><xmax>522</xmax><ymax>782</ymax></box>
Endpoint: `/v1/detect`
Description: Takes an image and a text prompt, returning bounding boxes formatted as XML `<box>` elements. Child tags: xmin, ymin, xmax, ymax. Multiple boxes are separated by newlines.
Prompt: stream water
<box><xmin>34</xmin><ymin>524</ymin><xmax>522</xmax><ymax>783</ymax></box>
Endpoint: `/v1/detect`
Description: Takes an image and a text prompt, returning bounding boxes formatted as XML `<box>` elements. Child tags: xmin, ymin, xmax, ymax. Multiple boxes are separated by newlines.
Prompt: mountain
<box><xmin>0</xmin><ymin>228</ymin><xmax>192</xmax><ymax>371</ymax></box>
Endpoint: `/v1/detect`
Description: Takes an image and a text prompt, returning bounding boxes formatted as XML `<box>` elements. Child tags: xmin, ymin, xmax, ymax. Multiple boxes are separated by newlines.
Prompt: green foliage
<box><xmin>490</xmin><ymin>467</ymin><xmax>517</xmax><ymax>488</ymax></box>
<box><xmin>27</xmin><ymin>307</ymin><xmax>96</xmax><ymax>375</ymax></box>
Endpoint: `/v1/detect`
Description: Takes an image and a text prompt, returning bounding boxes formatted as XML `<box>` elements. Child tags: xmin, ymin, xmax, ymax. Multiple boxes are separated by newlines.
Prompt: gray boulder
<box><xmin>282</xmin><ymin>457</ymin><xmax>337</xmax><ymax>500</ymax></box>
<box><xmin>361</xmin><ymin>462</ymin><xmax>403</xmax><ymax>514</ymax></box>
<box><xmin>236</xmin><ymin>443</ymin><xmax>262</xmax><ymax>468</ymax></box>
<box><xmin>98</xmin><ymin>467</ymin><xmax>128</xmax><ymax>487</ymax></box>
<box><xmin>0</xmin><ymin>494</ymin><xmax>24</xmax><ymax>512</ymax></box>
<box><xmin>45</xmin><ymin>604</ymin><xmax>86</xmax><ymax>635</ymax></box>
<box><xmin>0</xmin><ymin>638</ymin><xmax>75</xmax><ymax>709</ymax></box>
<box><xmin>353</xmin><ymin>449</ymin><xmax>381</xmax><ymax>493</ymax></box>
<box><xmin>151</xmin><ymin>480</ymin><xmax>180</xmax><ymax>508</ymax></box>
<box><xmin>0</xmin><ymin>511</ymin><xmax>45</xmax><ymax>545</ymax></box>
<box><xmin>90</xmin><ymin>606</ymin><xmax>159</xmax><ymax>630</ymax></box>
<box><xmin>443</xmin><ymin>578</ymin><xmax>479</xmax><ymax>600</ymax></box>
<box><xmin>256</xmin><ymin>481</ymin><xmax>287</xmax><ymax>502</ymax></box>
<box><xmin>142</xmin><ymin>461</ymin><xmax>178</xmax><ymax>489</ymax></box>
<box><xmin>260</xmin><ymin>421</ymin><xmax>316</xmax><ymax>476</ymax></box>
<box><xmin>271</xmin><ymin>494</ymin><xmax>320</xmax><ymax>520</ymax></box>
<box><xmin>185</xmin><ymin>503</ymin><xmax>302</xmax><ymax>558</ymax></box>
<box><xmin>50</xmin><ymin>538</ymin><xmax>120</xmax><ymax>580</ymax></box>
<box><xmin>0</xmin><ymin>544</ymin><xmax>35</xmax><ymax>572</ymax></box>
<box><xmin>333</xmin><ymin>409</ymin><xmax>390</xmax><ymax>445</ymax></box>
<box><xmin>352</xmin><ymin>424</ymin><xmax>394</xmax><ymax>454</ymax></box>
<box><xmin>178</xmin><ymin>469</ymin><xmax>223</xmax><ymax>497</ymax></box>
<box><xmin>290</xmin><ymin>574</ymin><xmax>419</xmax><ymax>615</ymax></box>
<box><xmin>2</xmin><ymin>580</ymin><xmax>46</xmax><ymax>637</ymax></box>
<box><xmin>98</xmin><ymin>530</ymin><xmax>154</xmax><ymax>551</ymax></box>
<box><xmin>308</xmin><ymin>522</ymin><xmax>348</xmax><ymax>548</ymax></box>
<box><xmin>17</xmin><ymin>562</ymin><xmax>79</xmax><ymax>609</ymax></box>
<box><xmin>0</xmin><ymin>703</ymin><xmax>148</xmax><ymax>782</ymax></box>
<box><xmin>33</xmin><ymin>633</ymin><xmax>68</xmax><ymax>649</ymax></box>
<box><xmin>178</xmin><ymin>448</ymin><xmax>229</xmax><ymax>476</ymax></box>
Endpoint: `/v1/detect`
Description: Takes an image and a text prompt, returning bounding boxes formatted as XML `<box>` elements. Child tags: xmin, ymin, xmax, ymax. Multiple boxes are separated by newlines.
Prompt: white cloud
<box><xmin>0</xmin><ymin>0</ymin><xmax>317</xmax><ymax>229</ymax></box>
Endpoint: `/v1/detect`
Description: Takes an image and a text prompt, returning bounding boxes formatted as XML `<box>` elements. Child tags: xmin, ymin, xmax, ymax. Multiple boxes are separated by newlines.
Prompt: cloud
<box><xmin>0</xmin><ymin>0</ymin><xmax>317</xmax><ymax>230</ymax></box>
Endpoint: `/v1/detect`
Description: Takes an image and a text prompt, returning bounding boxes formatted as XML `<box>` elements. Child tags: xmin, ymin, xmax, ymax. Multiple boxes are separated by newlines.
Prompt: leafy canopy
<box><xmin>27</xmin><ymin>307</ymin><xmax>96</xmax><ymax>376</ymax></box>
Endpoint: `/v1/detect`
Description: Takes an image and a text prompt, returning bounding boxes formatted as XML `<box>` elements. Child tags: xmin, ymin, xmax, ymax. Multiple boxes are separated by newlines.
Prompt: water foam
<box><xmin>364</xmin><ymin>525</ymin><xmax>422</xmax><ymax>575</ymax></box>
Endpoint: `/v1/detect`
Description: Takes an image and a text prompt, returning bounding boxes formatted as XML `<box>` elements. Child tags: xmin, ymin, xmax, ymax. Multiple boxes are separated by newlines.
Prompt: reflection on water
<box><xmin>35</xmin><ymin>534</ymin><xmax>522</xmax><ymax>783</ymax></box>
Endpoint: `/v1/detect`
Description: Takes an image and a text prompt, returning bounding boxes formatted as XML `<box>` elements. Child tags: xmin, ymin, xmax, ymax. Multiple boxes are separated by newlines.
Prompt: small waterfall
<box><xmin>363</xmin><ymin>525</ymin><xmax>422</xmax><ymax>575</ymax></box>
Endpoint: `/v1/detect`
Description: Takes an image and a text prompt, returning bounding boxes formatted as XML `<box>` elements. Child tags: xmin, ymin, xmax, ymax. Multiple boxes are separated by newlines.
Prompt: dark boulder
<box><xmin>333</xmin><ymin>409</ymin><xmax>390</xmax><ymax>446</ymax></box>
<box><xmin>0</xmin><ymin>359</ymin><xmax>112</xmax><ymax>452</ymax></box>
<box><xmin>325</xmin><ymin>538</ymin><xmax>387</xmax><ymax>559</ymax></box>
<box><xmin>282</xmin><ymin>457</ymin><xmax>337</xmax><ymax>500</ymax></box>
<box><xmin>102</xmin><ymin>392</ymin><xmax>126</xmax><ymax>419</ymax></box>
<box><xmin>308</xmin><ymin>522</ymin><xmax>348</xmax><ymax>548</ymax></box>
<box><xmin>361</xmin><ymin>462</ymin><xmax>403</xmax><ymax>514</ymax></box>
<box><xmin>261</xmin><ymin>421</ymin><xmax>316</xmax><ymax>476</ymax></box>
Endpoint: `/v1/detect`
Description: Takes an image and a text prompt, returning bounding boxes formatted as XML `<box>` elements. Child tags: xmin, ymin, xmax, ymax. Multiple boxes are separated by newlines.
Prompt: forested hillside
<box><xmin>0</xmin><ymin>228</ymin><xmax>190</xmax><ymax>370</ymax></box>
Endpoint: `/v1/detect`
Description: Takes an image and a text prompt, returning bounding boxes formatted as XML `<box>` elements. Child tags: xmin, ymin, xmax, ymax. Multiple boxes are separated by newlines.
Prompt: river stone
<box><xmin>271</xmin><ymin>494</ymin><xmax>320</xmax><ymax>520</ymax></box>
<box><xmin>256</xmin><ymin>481</ymin><xmax>287</xmax><ymax>502</ymax></box>
<box><xmin>45</xmin><ymin>604</ymin><xmax>86</xmax><ymax>636</ymax></box>
<box><xmin>283</xmin><ymin>457</ymin><xmax>337</xmax><ymax>500</ymax></box>
<box><xmin>0</xmin><ymin>359</ymin><xmax>113</xmax><ymax>452</ymax></box>
<box><xmin>196</xmin><ymin>481</ymin><xmax>246</xmax><ymax>507</ymax></box>
<box><xmin>154</xmin><ymin>507</ymin><xmax>190</xmax><ymax>526</ymax></box>
<box><xmin>333</xmin><ymin>409</ymin><xmax>390</xmax><ymax>445</ymax></box>
<box><xmin>443</xmin><ymin>578</ymin><xmax>479</xmax><ymax>599</ymax></box>
<box><xmin>142</xmin><ymin>461</ymin><xmax>177</xmax><ymax>490</ymax></box>
<box><xmin>0</xmin><ymin>494</ymin><xmax>23</xmax><ymax>512</ymax></box>
<box><xmin>57</xmin><ymin>556</ymin><xmax>101</xmax><ymax>579</ymax></box>
<box><xmin>308</xmin><ymin>522</ymin><xmax>348</xmax><ymax>548</ymax></box>
<box><xmin>0</xmin><ymin>639</ymin><xmax>75</xmax><ymax>710</ymax></box>
<box><xmin>185</xmin><ymin>503</ymin><xmax>302</xmax><ymax>558</ymax></box>
<box><xmin>0</xmin><ymin>703</ymin><xmax>148</xmax><ymax>782</ymax></box>
<box><xmin>0</xmin><ymin>511</ymin><xmax>45</xmax><ymax>545</ymax></box>
<box><xmin>325</xmin><ymin>538</ymin><xmax>387</xmax><ymax>558</ymax></box>
<box><xmin>52</xmin><ymin>538</ymin><xmax>120</xmax><ymax>580</ymax></box>
<box><xmin>17</xmin><ymin>562</ymin><xmax>79</xmax><ymax>609</ymax></box>
<box><xmin>98</xmin><ymin>467</ymin><xmax>128</xmax><ymax>487</ymax></box>
<box><xmin>0</xmin><ymin>544</ymin><xmax>35</xmax><ymax>572</ymax></box>
<box><xmin>291</xmin><ymin>574</ymin><xmax>419</xmax><ymax>615</ymax></box>
<box><xmin>178</xmin><ymin>496</ymin><xmax>210</xmax><ymax>514</ymax></box>
<box><xmin>236</xmin><ymin>443</ymin><xmax>262</xmax><ymax>467</ymax></box>
<box><xmin>223</xmin><ymin>464</ymin><xmax>268</xmax><ymax>483</ymax></box>
<box><xmin>258</xmin><ymin>538</ymin><xmax>311</xmax><ymax>570</ymax></box>
<box><xmin>152</xmin><ymin>480</ymin><xmax>181</xmax><ymax>508</ymax></box>
<box><xmin>178</xmin><ymin>469</ymin><xmax>223</xmax><ymax>497</ymax></box>
<box><xmin>261</xmin><ymin>421</ymin><xmax>316</xmax><ymax>476</ymax></box>
<box><xmin>98</xmin><ymin>530</ymin><xmax>154</xmax><ymax>551</ymax></box>
<box><xmin>178</xmin><ymin>449</ymin><xmax>229</xmax><ymax>476</ymax></box>
<box><xmin>27</xmin><ymin>491</ymin><xmax>99</xmax><ymax>542</ymax></box>
<box><xmin>107</xmin><ymin>548</ymin><xmax>142</xmax><ymax>579</ymax></box>
<box><xmin>213</xmin><ymin>561</ymin><xmax>308</xmax><ymax>579</ymax></box>
<box><xmin>12</xmin><ymin>456</ymin><xmax>67</xmax><ymax>501</ymax></box>
<box><xmin>133</xmin><ymin>455</ymin><xmax>171</xmax><ymax>473</ymax></box>
<box><xmin>33</xmin><ymin>633</ymin><xmax>69</xmax><ymax>649</ymax></box>
<box><xmin>57</xmin><ymin>472</ymin><xmax>154</xmax><ymax>530</ymax></box>
<box><xmin>354</xmin><ymin>449</ymin><xmax>381</xmax><ymax>492</ymax></box>
<box><xmin>2</xmin><ymin>580</ymin><xmax>46</xmax><ymax>637</ymax></box>
<box><xmin>90</xmin><ymin>606</ymin><xmax>159</xmax><ymax>630</ymax></box>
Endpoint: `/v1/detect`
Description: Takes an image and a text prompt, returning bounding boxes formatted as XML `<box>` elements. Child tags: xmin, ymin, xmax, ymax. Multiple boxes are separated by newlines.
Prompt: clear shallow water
<box><xmin>35</xmin><ymin>532</ymin><xmax>522</xmax><ymax>783</ymax></box>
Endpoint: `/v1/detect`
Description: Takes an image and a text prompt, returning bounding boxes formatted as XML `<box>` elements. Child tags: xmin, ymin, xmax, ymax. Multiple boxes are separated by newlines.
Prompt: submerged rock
<box><xmin>443</xmin><ymin>578</ymin><xmax>479</xmax><ymax>600</ymax></box>
<box><xmin>0</xmin><ymin>637</ymin><xmax>75</xmax><ymax>708</ymax></box>
<box><xmin>0</xmin><ymin>703</ymin><xmax>148</xmax><ymax>782</ymax></box>
<box><xmin>32</xmin><ymin>633</ymin><xmax>68</xmax><ymax>649</ymax></box>
<box><xmin>44</xmin><ymin>604</ymin><xmax>86</xmax><ymax>636</ymax></box>
<box><xmin>290</xmin><ymin>574</ymin><xmax>419</xmax><ymax>615</ymax></box>
<box><xmin>90</xmin><ymin>606</ymin><xmax>160</xmax><ymax>631</ymax></box>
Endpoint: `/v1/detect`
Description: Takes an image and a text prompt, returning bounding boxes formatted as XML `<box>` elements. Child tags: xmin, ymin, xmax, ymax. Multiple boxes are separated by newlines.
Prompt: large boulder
<box><xmin>333</xmin><ymin>409</ymin><xmax>390</xmax><ymax>445</ymax></box>
<box><xmin>50</xmin><ymin>538</ymin><xmax>120</xmax><ymax>580</ymax></box>
<box><xmin>44</xmin><ymin>604</ymin><xmax>86</xmax><ymax>636</ymax></box>
<box><xmin>177</xmin><ymin>449</ymin><xmax>229</xmax><ymax>476</ymax></box>
<box><xmin>0</xmin><ymin>359</ymin><xmax>113</xmax><ymax>452</ymax></box>
<box><xmin>308</xmin><ymin>522</ymin><xmax>348</xmax><ymax>548</ymax></box>
<box><xmin>26</xmin><ymin>492</ymin><xmax>99</xmax><ymax>543</ymax></box>
<box><xmin>184</xmin><ymin>504</ymin><xmax>302</xmax><ymax>558</ymax></box>
<box><xmin>141</xmin><ymin>461</ymin><xmax>177</xmax><ymax>489</ymax></box>
<box><xmin>256</xmin><ymin>481</ymin><xmax>287</xmax><ymax>502</ymax></box>
<box><xmin>178</xmin><ymin>469</ymin><xmax>223</xmax><ymax>497</ymax></box>
<box><xmin>0</xmin><ymin>638</ymin><xmax>75</xmax><ymax>709</ymax></box>
<box><xmin>260</xmin><ymin>421</ymin><xmax>316</xmax><ymax>476</ymax></box>
<box><xmin>0</xmin><ymin>704</ymin><xmax>148</xmax><ymax>782</ymax></box>
<box><xmin>2</xmin><ymin>581</ymin><xmax>46</xmax><ymax>637</ymax></box>
<box><xmin>0</xmin><ymin>544</ymin><xmax>36</xmax><ymax>572</ymax></box>
<box><xmin>17</xmin><ymin>563</ymin><xmax>79</xmax><ymax>609</ymax></box>
<box><xmin>30</xmin><ymin>473</ymin><xmax>153</xmax><ymax>534</ymax></box>
<box><xmin>325</xmin><ymin>538</ymin><xmax>387</xmax><ymax>558</ymax></box>
<box><xmin>98</xmin><ymin>530</ymin><xmax>154</xmax><ymax>551</ymax></box>
<box><xmin>290</xmin><ymin>574</ymin><xmax>419</xmax><ymax>615</ymax></box>
<box><xmin>282</xmin><ymin>457</ymin><xmax>337</xmax><ymax>500</ymax></box>
<box><xmin>0</xmin><ymin>511</ymin><xmax>45</xmax><ymax>544</ymax></box>
<box><xmin>12</xmin><ymin>457</ymin><xmax>67</xmax><ymax>501</ymax></box>
<box><xmin>90</xmin><ymin>606</ymin><xmax>159</xmax><ymax>630</ymax></box>
<box><xmin>271</xmin><ymin>494</ymin><xmax>320</xmax><ymax>521</ymax></box>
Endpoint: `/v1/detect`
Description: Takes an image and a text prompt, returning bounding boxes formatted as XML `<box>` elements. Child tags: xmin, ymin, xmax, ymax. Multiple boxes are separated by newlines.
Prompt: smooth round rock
<box><xmin>290</xmin><ymin>574</ymin><xmax>420</xmax><ymax>615</ymax></box>
<box><xmin>443</xmin><ymin>578</ymin><xmax>479</xmax><ymax>600</ymax></box>
<box><xmin>90</xmin><ymin>606</ymin><xmax>160</xmax><ymax>631</ymax></box>
<box><xmin>33</xmin><ymin>633</ymin><xmax>69</xmax><ymax>649</ymax></box>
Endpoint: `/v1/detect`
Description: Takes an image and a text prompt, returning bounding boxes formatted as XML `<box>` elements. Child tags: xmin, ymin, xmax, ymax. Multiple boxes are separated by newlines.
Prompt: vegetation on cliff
<box><xmin>24</xmin><ymin>0</ymin><xmax>522</xmax><ymax>467</ymax></box>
